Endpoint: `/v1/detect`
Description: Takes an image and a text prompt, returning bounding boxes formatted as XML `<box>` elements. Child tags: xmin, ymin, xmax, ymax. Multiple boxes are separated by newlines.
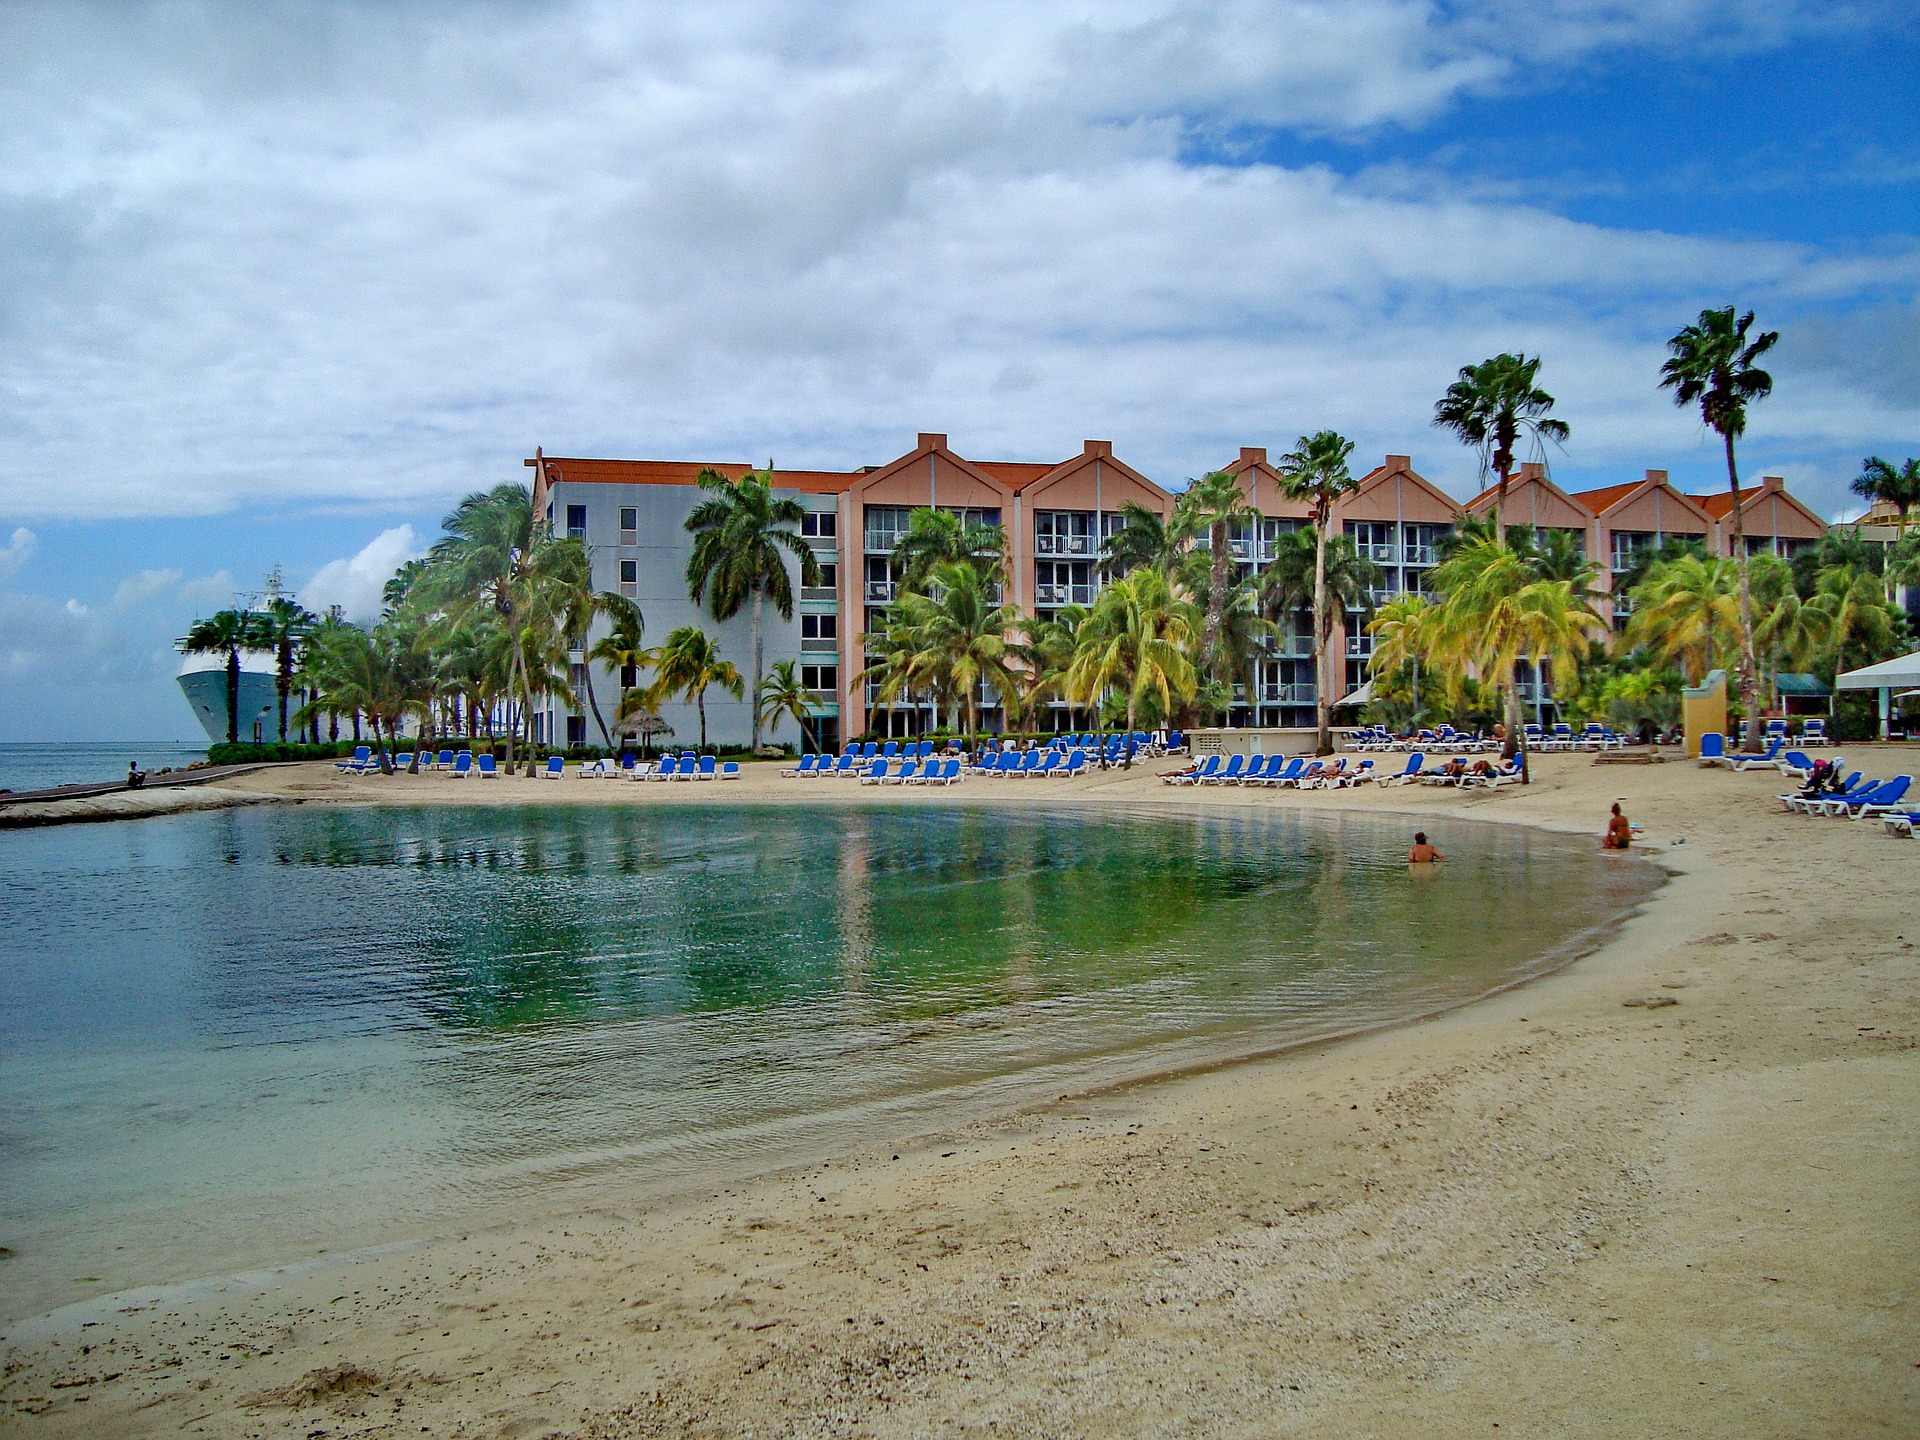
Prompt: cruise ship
<box><xmin>177</xmin><ymin>648</ymin><xmax>281</xmax><ymax>745</ymax></box>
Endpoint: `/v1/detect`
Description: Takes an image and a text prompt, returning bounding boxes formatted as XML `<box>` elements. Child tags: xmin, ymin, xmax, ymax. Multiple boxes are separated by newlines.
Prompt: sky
<box><xmin>1</xmin><ymin>0</ymin><xmax>1916</xmax><ymax>741</ymax></box>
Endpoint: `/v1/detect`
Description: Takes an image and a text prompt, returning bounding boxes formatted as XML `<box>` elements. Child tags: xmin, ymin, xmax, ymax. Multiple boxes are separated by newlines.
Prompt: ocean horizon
<box><xmin>0</xmin><ymin>740</ymin><xmax>209</xmax><ymax>796</ymax></box>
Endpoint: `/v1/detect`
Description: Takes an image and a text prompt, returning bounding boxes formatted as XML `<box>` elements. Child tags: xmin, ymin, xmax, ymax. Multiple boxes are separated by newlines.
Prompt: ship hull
<box><xmin>177</xmin><ymin>659</ymin><xmax>283</xmax><ymax>745</ymax></box>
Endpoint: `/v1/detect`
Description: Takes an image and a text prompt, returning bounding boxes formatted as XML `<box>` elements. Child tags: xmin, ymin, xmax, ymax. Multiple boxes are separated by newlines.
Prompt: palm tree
<box><xmin>421</xmin><ymin>482</ymin><xmax>588</xmax><ymax>773</ymax></box>
<box><xmin>863</xmin><ymin>559</ymin><xmax>1023</xmax><ymax>737</ymax></box>
<box><xmin>1016</xmin><ymin>604</ymin><xmax>1091</xmax><ymax>724</ymax></box>
<box><xmin>587</xmin><ymin>596</ymin><xmax>648</xmax><ymax>732</ymax></box>
<box><xmin>1659</xmin><ymin>306</ymin><xmax>1779</xmax><ymax>749</ymax></box>
<box><xmin>296</xmin><ymin>621</ymin><xmax>416</xmax><ymax>773</ymax></box>
<box><xmin>684</xmin><ymin>468</ymin><xmax>820</xmax><ymax>751</ymax></box>
<box><xmin>1276</xmin><ymin>430</ymin><xmax>1364</xmax><ymax>753</ymax></box>
<box><xmin>259</xmin><ymin>597</ymin><xmax>316</xmax><ymax>743</ymax></box>
<box><xmin>643</xmin><ymin>625</ymin><xmax>742</xmax><ymax>749</ymax></box>
<box><xmin>1432</xmin><ymin>353</ymin><xmax>1570</xmax><ymax>534</ymax></box>
<box><xmin>1623</xmin><ymin>554</ymin><xmax>1740</xmax><ymax>686</ymax></box>
<box><xmin>889</xmin><ymin>507</ymin><xmax>1006</xmax><ymax>591</ymax></box>
<box><xmin>1750</xmin><ymin>556</ymin><xmax>1830</xmax><ymax>711</ymax></box>
<box><xmin>1097</xmin><ymin>500</ymin><xmax>1193</xmax><ymax>579</ymax></box>
<box><xmin>1257</xmin><ymin>530</ymin><xmax>1381</xmax><ymax>643</ymax></box>
<box><xmin>1429</xmin><ymin>538</ymin><xmax>1603</xmax><ymax>777</ymax></box>
<box><xmin>1512</xmin><ymin>527</ymin><xmax>1602</xmax><ymax>602</ymax></box>
<box><xmin>1806</xmin><ymin>565</ymin><xmax>1902</xmax><ymax>678</ymax></box>
<box><xmin>756</xmin><ymin>660</ymin><xmax>816</xmax><ymax>752</ymax></box>
<box><xmin>559</xmin><ymin>589</ymin><xmax>640</xmax><ymax>750</ymax></box>
<box><xmin>1367</xmin><ymin>594</ymin><xmax>1437</xmax><ymax>717</ymax></box>
<box><xmin>1177</xmin><ymin>470</ymin><xmax>1259</xmax><ymax>685</ymax></box>
<box><xmin>1064</xmin><ymin>567</ymin><xmax>1201</xmax><ymax>736</ymax></box>
<box><xmin>180</xmin><ymin>608</ymin><xmax>270</xmax><ymax>744</ymax></box>
<box><xmin>1852</xmin><ymin>456</ymin><xmax>1920</xmax><ymax>540</ymax></box>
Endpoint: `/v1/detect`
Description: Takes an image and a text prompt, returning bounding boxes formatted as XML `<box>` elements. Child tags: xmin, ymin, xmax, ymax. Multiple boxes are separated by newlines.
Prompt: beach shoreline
<box><xmin>5</xmin><ymin>751</ymin><xmax>1916</xmax><ymax>1436</ymax></box>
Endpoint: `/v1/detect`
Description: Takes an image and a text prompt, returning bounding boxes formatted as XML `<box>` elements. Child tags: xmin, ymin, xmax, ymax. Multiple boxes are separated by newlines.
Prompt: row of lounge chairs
<box><xmin>1704</xmin><ymin>742</ymin><xmax>1920</xmax><ymax>837</ymax></box>
<box><xmin>1346</xmin><ymin>726</ymin><xmax>1497</xmax><ymax>754</ymax></box>
<box><xmin>1166</xmin><ymin>751</ymin><xmax>1523</xmax><ymax>790</ymax></box>
<box><xmin>335</xmin><ymin>746</ymin><xmax>501</xmax><ymax>778</ymax></box>
<box><xmin>784</xmin><ymin>754</ymin><xmax>966</xmax><ymax>785</ymax></box>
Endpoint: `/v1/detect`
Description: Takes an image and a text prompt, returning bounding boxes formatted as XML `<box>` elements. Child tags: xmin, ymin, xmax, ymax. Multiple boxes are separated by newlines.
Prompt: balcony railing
<box><xmin>864</xmin><ymin>529</ymin><xmax>905</xmax><ymax>554</ymax></box>
<box><xmin>1403</xmin><ymin>545</ymin><xmax>1437</xmax><ymax>566</ymax></box>
<box><xmin>800</xmin><ymin>636</ymin><xmax>838</xmax><ymax>653</ymax></box>
<box><xmin>800</xmin><ymin>585</ymin><xmax>837</xmax><ymax>602</ymax></box>
<box><xmin>1035</xmin><ymin>533</ymin><xmax>1094</xmax><ymax>556</ymax></box>
<box><xmin>1346</xmin><ymin>634</ymin><xmax>1374</xmax><ymax>657</ymax></box>
<box><xmin>1251</xmin><ymin>682</ymin><xmax>1318</xmax><ymax>704</ymax></box>
<box><xmin>1035</xmin><ymin>582</ymin><xmax>1097</xmax><ymax>607</ymax></box>
<box><xmin>1357</xmin><ymin>542</ymin><xmax>1397</xmax><ymax>564</ymax></box>
<box><xmin>864</xmin><ymin>580</ymin><xmax>897</xmax><ymax>603</ymax></box>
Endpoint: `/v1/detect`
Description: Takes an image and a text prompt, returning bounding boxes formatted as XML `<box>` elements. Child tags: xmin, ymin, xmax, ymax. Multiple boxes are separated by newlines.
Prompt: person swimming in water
<box><xmin>1408</xmin><ymin>831</ymin><xmax>1443</xmax><ymax>864</ymax></box>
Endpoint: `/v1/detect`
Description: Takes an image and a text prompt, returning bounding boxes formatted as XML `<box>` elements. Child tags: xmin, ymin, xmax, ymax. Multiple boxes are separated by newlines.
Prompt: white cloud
<box><xmin>0</xmin><ymin>2</ymin><xmax>1909</xmax><ymax>526</ymax></box>
<box><xmin>177</xmin><ymin>570</ymin><xmax>237</xmax><ymax>605</ymax></box>
<box><xmin>0</xmin><ymin>527</ymin><xmax>37</xmax><ymax>576</ymax></box>
<box><xmin>112</xmin><ymin>567</ymin><xmax>183</xmax><ymax>607</ymax></box>
<box><xmin>301</xmin><ymin>524</ymin><xmax>420</xmax><ymax>622</ymax></box>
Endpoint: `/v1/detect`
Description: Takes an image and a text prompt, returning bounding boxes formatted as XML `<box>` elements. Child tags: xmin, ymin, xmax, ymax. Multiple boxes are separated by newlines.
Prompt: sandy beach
<box><xmin>4</xmin><ymin>749</ymin><xmax>1916</xmax><ymax>1437</ymax></box>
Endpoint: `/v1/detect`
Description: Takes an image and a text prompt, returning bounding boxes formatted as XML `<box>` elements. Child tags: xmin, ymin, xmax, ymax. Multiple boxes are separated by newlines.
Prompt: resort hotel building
<box><xmin>528</xmin><ymin>434</ymin><xmax>1831</xmax><ymax>752</ymax></box>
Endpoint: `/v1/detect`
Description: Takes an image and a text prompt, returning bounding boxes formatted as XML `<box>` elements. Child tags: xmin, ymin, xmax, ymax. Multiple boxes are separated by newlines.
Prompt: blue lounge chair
<box><xmin>695</xmin><ymin>755</ymin><xmax>717</xmax><ymax>780</ymax></box>
<box><xmin>1801</xmin><ymin>717</ymin><xmax>1830</xmax><ymax>746</ymax></box>
<box><xmin>782</xmin><ymin>754</ymin><xmax>817</xmax><ymax>777</ymax></box>
<box><xmin>1881</xmin><ymin>809</ymin><xmax>1920</xmax><ymax>837</ymax></box>
<box><xmin>434</xmin><ymin>749</ymin><xmax>454</xmax><ymax>771</ymax></box>
<box><xmin>335</xmin><ymin>745</ymin><xmax>373</xmax><ymax>773</ymax></box>
<box><xmin>448</xmin><ymin>751</ymin><xmax>474</xmax><ymax>779</ymax></box>
<box><xmin>1787</xmin><ymin>771</ymin><xmax>1869</xmax><ymax>812</ymax></box>
<box><xmin>1202</xmin><ymin>754</ymin><xmax>1246</xmax><ymax>785</ymax></box>
<box><xmin>720</xmin><ymin>761</ymin><xmax>740</xmax><ymax>779</ymax></box>
<box><xmin>477</xmin><ymin>754</ymin><xmax>498</xmax><ymax>778</ymax></box>
<box><xmin>1774</xmin><ymin>750</ymin><xmax>1817</xmax><ymax>778</ymax></box>
<box><xmin>1054</xmin><ymin>751</ymin><xmax>1087</xmax><ymax>778</ymax></box>
<box><xmin>1835</xmin><ymin>775</ymin><xmax>1910</xmax><ymax>820</ymax></box>
<box><xmin>1697</xmin><ymin>732</ymin><xmax>1725</xmax><ymax>763</ymax></box>
<box><xmin>1255</xmin><ymin>757</ymin><xmax>1304</xmax><ymax>788</ymax></box>
<box><xmin>859</xmin><ymin>759</ymin><xmax>889</xmax><ymax>785</ymax></box>
<box><xmin>541</xmin><ymin>756</ymin><xmax>565</xmax><ymax>779</ymax></box>
<box><xmin>882</xmin><ymin>741</ymin><xmax>900</xmax><ymax>758</ymax></box>
<box><xmin>1728</xmin><ymin>738</ymin><xmax>1784</xmax><ymax>771</ymax></box>
<box><xmin>1383</xmin><ymin>752</ymin><xmax>1426</xmax><ymax>785</ymax></box>
<box><xmin>861</xmin><ymin>742</ymin><xmax>879</xmax><ymax>758</ymax></box>
<box><xmin>887</xmin><ymin>760</ymin><xmax>918</xmax><ymax>785</ymax></box>
<box><xmin>1167</xmin><ymin>755</ymin><xmax>1219</xmax><ymax>786</ymax></box>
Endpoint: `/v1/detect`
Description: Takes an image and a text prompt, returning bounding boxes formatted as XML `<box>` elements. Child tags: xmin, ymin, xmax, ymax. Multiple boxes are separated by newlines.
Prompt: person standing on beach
<box><xmin>1603</xmin><ymin>802</ymin><xmax>1632</xmax><ymax>850</ymax></box>
<box><xmin>1408</xmin><ymin>832</ymin><xmax>1443</xmax><ymax>864</ymax></box>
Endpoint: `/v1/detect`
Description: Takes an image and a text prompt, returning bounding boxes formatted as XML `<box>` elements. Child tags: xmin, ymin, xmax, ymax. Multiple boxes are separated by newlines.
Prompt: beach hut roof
<box><xmin>1835</xmin><ymin>651</ymin><xmax>1920</xmax><ymax>691</ymax></box>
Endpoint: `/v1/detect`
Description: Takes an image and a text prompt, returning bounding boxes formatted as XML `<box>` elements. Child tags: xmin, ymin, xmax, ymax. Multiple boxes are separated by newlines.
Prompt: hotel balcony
<box><xmin>800</xmin><ymin>585</ymin><xmax>837</xmax><ymax>603</ymax></box>
<box><xmin>1035</xmin><ymin>534</ymin><xmax>1095</xmax><ymax>557</ymax></box>
<box><xmin>1403</xmin><ymin>545</ymin><xmax>1438</xmax><ymax>566</ymax></box>
<box><xmin>1252</xmin><ymin>682</ymin><xmax>1318</xmax><ymax>704</ymax></box>
<box><xmin>1346</xmin><ymin>634</ymin><xmax>1374</xmax><ymax>658</ymax></box>
<box><xmin>1357</xmin><ymin>542</ymin><xmax>1398</xmax><ymax>564</ymax></box>
<box><xmin>864</xmin><ymin>580</ymin><xmax>897</xmax><ymax>603</ymax></box>
<box><xmin>1035</xmin><ymin>582</ymin><xmax>1097</xmax><ymax>607</ymax></box>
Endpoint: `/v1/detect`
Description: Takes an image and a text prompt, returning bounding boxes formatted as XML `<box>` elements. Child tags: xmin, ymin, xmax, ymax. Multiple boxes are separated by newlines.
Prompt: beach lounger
<box><xmin>448</xmin><ymin>751</ymin><xmax>474</xmax><ymax>779</ymax></box>
<box><xmin>1382</xmin><ymin>752</ymin><xmax>1426</xmax><ymax>785</ymax></box>
<box><xmin>859</xmin><ymin>759</ymin><xmax>889</xmax><ymax>785</ymax></box>
<box><xmin>1201</xmin><ymin>755</ymin><xmax>1245</xmax><ymax>785</ymax></box>
<box><xmin>1881</xmin><ymin>810</ymin><xmax>1919</xmax><ymax>837</ymax></box>
<box><xmin>936</xmin><ymin>759</ymin><xmax>963</xmax><ymax>785</ymax></box>
<box><xmin>1801</xmin><ymin>718</ymin><xmax>1830</xmax><ymax>746</ymax></box>
<box><xmin>476</xmin><ymin>754</ymin><xmax>498</xmax><ymax>778</ymax></box>
<box><xmin>1168</xmin><ymin>755</ymin><xmax>1219</xmax><ymax>785</ymax></box>
<box><xmin>1774</xmin><ymin>750</ymin><xmax>1818</xmax><ymax>779</ymax></box>
<box><xmin>1278</xmin><ymin>761</ymin><xmax>1323</xmax><ymax>789</ymax></box>
<box><xmin>625</xmin><ymin>760</ymin><xmax>655</xmax><ymax>780</ymax></box>
<box><xmin>695</xmin><ymin>756</ymin><xmax>717</xmax><ymax>780</ymax></box>
<box><xmin>1696</xmin><ymin>732</ymin><xmax>1725</xmax><ymax>764</ymax></box>
<box><xmin>646</xmin><ymin>755</ymin><xmax>678</xmax><ymax>780</ymax></box>
<box><xmin>1727</xmin><ymin>739</ymin><xmax>1784</xmax><ymax>771</ymax></box>
<box><xmin>885</xmin><ymin>760</ymin><xmax>918</xmax><ymax>785</ymax></box>
<box><xmin>1839</xmin><ymin>775</ymin><xmax>1911</xmax><ymax>820</ymax></box>
<box><xmin>1054</xmin><ymin>752</ymin><xmax>1087</xmax><ymax>778</ymax></box>
<box><xmin>334</xmin><ymin>745</ymin><xmax>374</xmax><ymax>774</ymax></box>
<box><xmin>1787</xmin><ymin>772</ymin><xmax>1869</xmax><ymax>813</ymax></box>
<box><xmin>1336</xmin><ymin>759</ymin><xmax>1376</xmax><ymax>787</ymax></box>
<box><xmin>781</xmin><ymin>754</ymin><xmax>818</xmax><ymax>777</ymax></box>
<box><xmin>720</xmin><ymin>761</ymin><xmax>740</xmax><ymax>779</ymax></box>
<box><xmin>1254</xmin><ymin>757</ymin><xmax>1304</xmax><ymax>788</ymax></box>
<box><xmin>539</xmin><ymin>756</ymin><xmax>564</xmax><ymax>779</ymax></box>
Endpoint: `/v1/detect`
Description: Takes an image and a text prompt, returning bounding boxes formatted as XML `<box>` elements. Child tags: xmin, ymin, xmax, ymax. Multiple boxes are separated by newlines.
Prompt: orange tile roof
<box><xmin>1567</xmin><ymin>481</ymin><xmax>1641</xmax><ymax>514</ymax></box>
<box><xmin>976</xmin><ymin>460</ymin><xmax>1062</xmax><ymax>490</ymax></box>
<box><xmin>1689</xmin><ymin>486</ymin><xmax>1758</xmax><ymax>519</ymax></box>
<box><xmin>537</xmin><ymin>457</ymin><xmax>860</xmax><ymax>494</ymax></box>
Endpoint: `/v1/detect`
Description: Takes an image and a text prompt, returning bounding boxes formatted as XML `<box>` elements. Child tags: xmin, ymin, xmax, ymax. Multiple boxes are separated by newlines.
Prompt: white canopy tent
<box><xmin>1835</xmin><ymin>651</ymin><xmax>1920</xmax><ymax>738</ymax></box>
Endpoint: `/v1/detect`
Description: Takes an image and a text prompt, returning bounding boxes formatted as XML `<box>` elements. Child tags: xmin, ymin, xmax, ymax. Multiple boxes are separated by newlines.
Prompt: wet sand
<box><xmin>4</xmin><ymin>749</ymin><xmax>1916</xmax><ymax>1437</ymax></box>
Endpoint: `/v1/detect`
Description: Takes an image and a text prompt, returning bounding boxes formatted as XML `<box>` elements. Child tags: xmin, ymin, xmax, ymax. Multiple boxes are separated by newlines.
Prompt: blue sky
<box><xmin>1</xmin><ymin>1</ymin><xmax>1915</xmax><ymax>741</ymax></box>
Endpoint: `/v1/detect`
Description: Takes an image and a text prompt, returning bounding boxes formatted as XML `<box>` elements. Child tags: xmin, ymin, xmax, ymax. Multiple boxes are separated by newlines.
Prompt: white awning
<box><xmin>1334</xmin><ymin>679</ymin><xmax>1373</xmax><ymax>708</ymax></box>
<box><xmin>1835</xmin><ymin>651</ymin><xmax>1920</xmax><ymax>691</ymax></box>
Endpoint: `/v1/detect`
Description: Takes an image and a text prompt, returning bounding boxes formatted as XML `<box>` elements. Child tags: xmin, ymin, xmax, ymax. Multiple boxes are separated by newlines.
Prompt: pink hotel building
<box><xmin>528</xmin><ymin>434</ymin><xmax>1829</xmax><ymax>750</ymax></box>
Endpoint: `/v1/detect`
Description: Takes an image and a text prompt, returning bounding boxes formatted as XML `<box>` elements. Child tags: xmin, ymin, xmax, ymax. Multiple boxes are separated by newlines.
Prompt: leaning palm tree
<box><xmin>1276</xmin><ymin>430</ymin><xmax>1364</xmax><ymax>753</ymax></box>
<box><xmin>1178</xmin><ymin>469</ymin><xmax>1259</xmax><ymax>687</ymax></box>
<box><xmin>1750</xmin><ymin>556</ymin><xmax>1830</xmax><ymax>712</ymax></box>
<box><xmin>587</xmin><ymin>596</ymin><xmax>648</xmax><ymax>732</ymax></box>
<box><xmin>420</xmin><ymin>481</ymin><xmax>588</xmax><ymax>773</ymax></box>
<box><xmin>684</xmin><ymin>468</ymin><xmax>820</xmax><ymax>751</ymax></box>
<box><xmin>559</xmin><ymin>587</ymin><xmax>640</xmax><ymax>750</ymax></box>
<box><xmin>1659</xmin><ymin>306</ymin><xmax>1779</xmax><ymax>749</ymax></box>
<box><xmin>1064</xmin><ymin>567</ymin><xmax>1201</xmax><ymax>736</ymax></box>
<box><xmin>1852</xmin><ymin>456</ymin><xmax>1920</xmax><ymax>540</ymax></box>
<box><xmin>1428</xmin><ymin>538</ymin><xmax>1603</xmax><ymax>777</ymax></box>
<box><xmin>643</xmin><ymin>625</ymin><xmax>743</xmax><ymax>750</ymax></box>
<box><xmin>1806</xmin><ymin>564</ymin><xmax>1902</xmax><ymax>678</ymax></box>
<box><xmin>756</xmin><ymin>660</ymin><xmax>816</xmax><ymax>753</ymax></box>
<box><xmin>1016</xmin><ymin>604</ymin><xmax>1091</xmax><ymax>724</ymax></box>
<box><xmin>889</xmin><ymin>507</ymin><xmax>1006</xmax><ymax>592</ymax></box>
<box><xmin>1367</xmin><ymin>594</ymin><xmax>1438</xmax><ymax>717</ymax></box>
<box><xmin>180</xmin><ymin>608</ymin><xmax>271</xmax><ymax>744</ymax></box>
<box><xmin>1432</xmin><ymin>353</ymin><xmax>1570</xmax><ymax>534</ymax></box>
<box><xmin>1624</xmin><ymin>555</ymin><xmax>1741</xmax><ymax>686</ymax></box>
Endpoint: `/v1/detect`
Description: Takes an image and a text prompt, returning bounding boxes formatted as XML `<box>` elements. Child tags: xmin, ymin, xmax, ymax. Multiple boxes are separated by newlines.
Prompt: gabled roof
<box><xmin>1567</xmin><ymin>471</ymin><xmax>1716</xmax><ymax>530</ymax></box>
<box><xmin>1021</xmin><ymin>441</ymin><xmax>1174</xmax><ymax>504</ymax></box>
<box><xmin>977</xmin><ymin>461</ymin><xmax>1058</xmax><ymax>490</ymax></box>
<box><xmin>1462</xmin><ymin>464</ymin><xmax>1589</xmax><ymax>523</ymax></box>
<box><xmin>1348</xmin><ymin>454</ymin><xmax>1463</xmax><ymax>517</ymax></box>
<box><xmin>1688</xmin><ymin>477</ymin><xmax>1828</xmax><ymax>533</ymax></box>
<box><xmin>1566</xmin><ymin>481</ymin><xmax>1639</xmax><ymax>514</ymax></box>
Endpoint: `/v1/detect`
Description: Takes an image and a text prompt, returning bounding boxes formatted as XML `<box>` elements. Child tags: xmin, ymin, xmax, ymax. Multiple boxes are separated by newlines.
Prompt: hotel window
<box><xmin>1346</xmin><ymin>520</ymin><xmax>1396</xmax><ymax>564</ymax></box>
<box><xmin>1610</xmin><ymin>531</ymin><xmax>1653</xmax><ymax>573</ymax></box>
<box><xmin>569</xmin><ymin>662</ymin><xmax>587</xmax><ymax>693</ymax></box>
<box><xmin>801</xmin><ymin>664</ymin><xmax>837</xmax><ymax>693</ymax></box>
<box><xmin>619</xmin><ymin>559</ymin><xmax>638</xmax><ymax>599</ymax></box>
<box><xmin>800</xmin><ymin>511</ymin><xmax>837</xmax><ymax>538</ymax></box>
<box><xmin>801</xmin><ymin>614</ymin><xmax>837</xmax><ymax>648</ymax></box>
<box><xmin>565</xmin><ymin>504</ymin><xmax>588</xmax><ymax>540</ymax></box>
<box><xmin>618</xmin><ymin>506</ymin><xmax>638</xmax><ymax>544</ymax></box>
<box><xmin>1034</xmin><ymin>511</ymin><xmax>1094</xmax><ymax>556</ymax></box>
<box><xmin>863</xmin><ymin>505</ymin><xmax>911</xmax><ymax>554</ymax></box>
<box><xmin>812</xmin><ymin>561</ymin><xmax>838</xmax><ymax>590</ymax></box>
<box><xmin>1402</xmin><ymin>523</ymin><xmax>1447</xmax><ymax>567</ymax></box>
<box><xmin>620</xmin><ymin>663</ymin><xmax>638</xmax><ymax>689</ymax></box>
<box><xmin>566</xmin><ymin>715</ymin><xmax>586</xmax><ymax>746</ymax></box>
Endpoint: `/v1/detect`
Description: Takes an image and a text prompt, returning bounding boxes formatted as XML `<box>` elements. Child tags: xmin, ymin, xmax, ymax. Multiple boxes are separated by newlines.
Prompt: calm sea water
<box><xmin>0</xmin><ymin>803</ymin><xmax>1656</xmax><ymax>1321</ymax></box>
<box><xmin>0</xmin><ymin>741</ymin><xmax>208</xmax><ymax>795</ymax></box>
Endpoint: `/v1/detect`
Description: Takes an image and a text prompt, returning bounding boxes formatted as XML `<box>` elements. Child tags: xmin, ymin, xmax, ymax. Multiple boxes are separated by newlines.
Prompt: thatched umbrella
<box><xmin>614</xmin><ymin>709</ymin><xmax>674</xmax><ymax>758</ymax></box>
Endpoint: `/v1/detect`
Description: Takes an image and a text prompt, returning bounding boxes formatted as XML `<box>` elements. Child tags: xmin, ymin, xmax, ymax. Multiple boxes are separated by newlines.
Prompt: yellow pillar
<box><xmin>1682</xmin><ymin>669</ymin><xmax>1728</xmax><ymax>757</ymax></box>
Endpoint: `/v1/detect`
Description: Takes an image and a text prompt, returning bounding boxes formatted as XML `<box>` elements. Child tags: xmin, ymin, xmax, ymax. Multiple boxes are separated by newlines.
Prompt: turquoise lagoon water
<box><xmin>0</xmin><ymin>741</ymin><xmax>207</xmax><ymax>795</ymax></box>
<box><xmin>0</xmin><ymin>803</ymin><xmax>1656</xmax><ymax>1321</ymax></box>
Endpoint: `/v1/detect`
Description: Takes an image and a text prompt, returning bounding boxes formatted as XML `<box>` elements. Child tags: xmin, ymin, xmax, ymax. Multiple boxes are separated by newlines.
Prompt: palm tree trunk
<box><xmin>1724</xmin><ymin>431</ymin><xmax>1762</xmax><ymax>751</ymax></box>
<box><xmin>697</xmin><ymin>687</ymin><xmax>708</xmax><ymax>749</ymax></box>
<box><xmin>583</xmin><ymin>656</ymin><xmax>611</xmax><ymax>749</ymax></box>
<box><xmin>508</xmin><ymin>629</ymin><xmax>532</xmax><ymax>774</ymax></box>
<box><xmin>749</xmin><ymin>591</ymin><xmax>765</xmax><ymax>751</ymax></box>
<box><xmin>1504</xmin><ymin>676</ymin><xmax>1527</xmax><ymax>780</ymax></box>
<box><xmin>1313</xmin><ymin>518</ymin><xmax>1331</xmax><ymax>755</ymax></box>
<box><xmin>276</xmin><ymin>642</ymin><xmax>291</xmax><ymax>742</ymax></box>
<box><xmin>1203</xmin><ymin>521</ymin><xmax>1230</xmax><ymax>684</ymax></box>
<box><xmin>225</xmin><ymin>649</ymin><xmax>240</xmax><ymax>744</ymax></box>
